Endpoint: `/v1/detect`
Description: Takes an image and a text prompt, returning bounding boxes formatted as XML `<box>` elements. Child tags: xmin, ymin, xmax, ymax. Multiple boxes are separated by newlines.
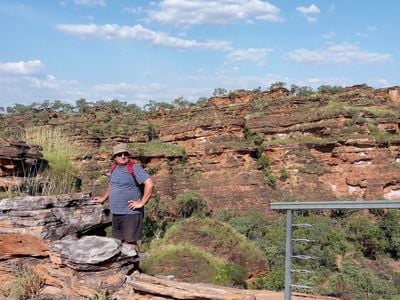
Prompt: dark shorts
<box><xmin>112</xmin><ymin>213</ymin><xmax>144</xmax><ymax>243</ymax></box>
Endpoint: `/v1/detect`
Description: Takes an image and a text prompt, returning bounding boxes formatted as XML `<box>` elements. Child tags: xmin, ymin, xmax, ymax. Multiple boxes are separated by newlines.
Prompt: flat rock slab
<box><xmin>51</xmin><ymin>235</ymin><xmax>144</xmax><ymax>271</ymax></box>
<box><xmin>53</xmin><ymin>236</ymin><xmax>122</xmax><ymax>264</ymax></box>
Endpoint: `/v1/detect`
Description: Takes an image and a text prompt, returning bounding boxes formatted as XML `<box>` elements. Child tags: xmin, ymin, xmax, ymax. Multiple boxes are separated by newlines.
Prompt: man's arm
<box><xmin>94</xmin><ymin>183</ymin><xmax>111</xmax><ymax>204</ymax></box>
<box><xmin>128</xmin><ymin>177</ymin><xmax>154</xmax><ymax>209</ymax></box>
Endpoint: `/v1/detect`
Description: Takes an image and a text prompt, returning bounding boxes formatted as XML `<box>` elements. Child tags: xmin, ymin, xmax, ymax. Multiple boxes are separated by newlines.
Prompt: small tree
<box><xmin>269</xmin><ymin>81</ymin><xmax>286</xmax><ymax>91</ymax></box>
<box><xmin>75</xmin><ymin>98</ymin><xmax>91</xmax><ymax>113</ymax></box>
<box><xmin>213</xmin><ymin>88</ymin><xmax>227</xmax><ymax>96</ymax></box>
<box><xmin>296</xmin><ymin>86</ymin><xmax>314</xmax><ymax>97</ymax></box>
<box><xmin>172</xmin><ymin>96</ymin><xmax>192</xmax><ymax>109</ymax></box>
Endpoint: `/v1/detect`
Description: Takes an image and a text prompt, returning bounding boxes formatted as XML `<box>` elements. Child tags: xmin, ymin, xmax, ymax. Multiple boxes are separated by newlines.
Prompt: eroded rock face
<box><xmin>4</xmin><ymin>85</ymin><xmax>400</xmax><ymax>216</ymax></box>
<box><xmin>0</xmin><ymin>138</ymin><xmax>47</xmax><ymax>192</ymax></box>
<box><xmin>0</xmin><ymin>193</ymin><xmax>110</xmax><ymax>240</ymax></box>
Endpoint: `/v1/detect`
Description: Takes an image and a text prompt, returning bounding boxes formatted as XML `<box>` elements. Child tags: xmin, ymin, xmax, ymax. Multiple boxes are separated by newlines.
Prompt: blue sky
<box><xmin>0</xmin><ymin>0</ymin><xmax>398</xmax><ymax>108</ymax></box>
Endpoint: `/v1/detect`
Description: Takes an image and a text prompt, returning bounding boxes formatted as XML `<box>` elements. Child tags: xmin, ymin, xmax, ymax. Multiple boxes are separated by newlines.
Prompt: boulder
<box><xmin>0</xmin><ymin>138</ymin><xmax>46</xmax><ymax>177</ymax></box>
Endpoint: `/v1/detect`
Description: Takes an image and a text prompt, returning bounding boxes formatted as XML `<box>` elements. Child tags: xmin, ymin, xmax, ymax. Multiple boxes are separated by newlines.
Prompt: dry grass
<box><xmin>23</xmin><ymin>126</ymin><xmax>80</xmax><ymax>195</ymax></box>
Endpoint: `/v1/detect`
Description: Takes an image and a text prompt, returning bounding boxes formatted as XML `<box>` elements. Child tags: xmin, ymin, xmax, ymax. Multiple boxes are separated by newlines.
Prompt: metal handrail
<box><xmin>270</xmin><ymin>200</ymin><xmax>400</xmax><ymax>300</ymax></box>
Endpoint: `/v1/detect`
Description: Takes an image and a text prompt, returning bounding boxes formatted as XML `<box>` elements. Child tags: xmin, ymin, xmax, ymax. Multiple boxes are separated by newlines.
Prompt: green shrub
<box><xmin>227</xmin><ymin>211</ymin><xmax>269</xmax><ymax>241</ymax></box>
<box><xmin>142</xmin><ymin>196</ymin><xmax>169</xmax><ymax>245</ymax></box>
<box><xmin>257</xmin><ymin>154</ymin><xmax>269</xmax><ymax>170</ymax></box>
<box><xmin>346</xmin><ymin>216</ymin><xmax>386</xmax><ymax>258</ymax></box>
<box><xmin>213</xmin><ymin>263</ymin><xmax>247</xmax><ymax>288</ymax></box>
<box><xmin>147</xmin><ymin>123</ymin><xmax>158</xmax><ymax>141</ymax></box>
<box><xmin>176</xmin><ymin>191</ymin><xmax>209</xmax><ymax>218</ymax></box>
<box><xmin>257</xmin><ymin>155</ymin><xmax>277</xmax><ymax>188</ymax></box>
<box><xmin>264</xmin><ymin>174</ymin><xmax>277</xmax><ymax>189</ymax></box>
<box><xmin>294</xmin><ymin>214</ymin><xmax>349</xmax><ymax>270</ymax></box>
<box><xmin>379</xmin><ymin>210</ymin><xmax>400</xmax><ymax>259</ymax></box>
<box><xmin>279</xmin><ymin>167</ymin><xmax>290</xmax><ymax>181</ymax></box>
<box><xmin>10</xmin><ymin>266</ymin><xmax>44</xmax><ymax>300</ymax></box>
<box><xmin>85</xmin><ymin>289</ymin><xmax>111</xmax><ymax>300</ymax></box>
<box><xmin>146</xmin><ymin>165</ymin><xmax>159</xmax><ymax>175</ymax></box>
<box><xmin>249</xmin><ymin>268</ymin><xmax>284</xmax><ymax>290</ymax></box>
<box><xmin>324</xmin><ymin>259</ymin><xmax>399</xmax><ymax>299</ymax></box>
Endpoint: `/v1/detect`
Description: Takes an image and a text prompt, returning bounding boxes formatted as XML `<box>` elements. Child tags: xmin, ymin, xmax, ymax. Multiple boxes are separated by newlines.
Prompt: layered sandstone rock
<box><xmin>0</xmin><ymin>193</ymin><xmax>110</xmax><ymax>240</ymax></box>
<box><xmin>3</xmin><ymin>85</ymin><xmax>400</xmax><ymax>216</ymax></box>
<box><xmin>0</xmin><ymin>138</ymin><xmax>46</xmax><ymax>192</ymax></box>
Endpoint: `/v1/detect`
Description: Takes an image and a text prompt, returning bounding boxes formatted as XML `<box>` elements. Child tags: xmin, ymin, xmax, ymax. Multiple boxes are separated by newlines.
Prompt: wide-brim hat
<box><xmin>112</xmin><ymin>143</ymin><xmax>131</xmax><ymax>158</ymax></box>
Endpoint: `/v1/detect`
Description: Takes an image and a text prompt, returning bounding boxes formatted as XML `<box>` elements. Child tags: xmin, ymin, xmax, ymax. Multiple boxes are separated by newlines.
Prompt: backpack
<box><xmin>110</xmin><ymin>160</ymin><xmax>135</xmax><ymax>175</ymax></box>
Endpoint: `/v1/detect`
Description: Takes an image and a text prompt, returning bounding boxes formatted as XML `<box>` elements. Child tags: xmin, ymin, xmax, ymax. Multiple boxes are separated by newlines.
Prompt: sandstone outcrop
<box><xmin>3</xmin><ymin>85</ymin><xmax>398</xmax><ymax>216</ymax></box>
<box><xmin>0</xmin><ymin>138</ymin><xmax>46</xmax><ymax>192</ymax></box>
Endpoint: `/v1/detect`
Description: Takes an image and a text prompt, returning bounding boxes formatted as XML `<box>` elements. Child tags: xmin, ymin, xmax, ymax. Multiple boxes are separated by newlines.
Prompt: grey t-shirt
<box><xmin>109</xmin><ymin>163</ymin><xmax>150</xmax><ymax>215</ymax></box>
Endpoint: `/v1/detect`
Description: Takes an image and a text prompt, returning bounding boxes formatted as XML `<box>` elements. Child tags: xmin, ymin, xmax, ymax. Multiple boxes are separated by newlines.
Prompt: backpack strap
<box><xmin>110</xmin><ymin>163</ymin><xmax>117</xmax><ymax>174</ymax></box>
<box><xmin>127</xmin><ymin>160</ymin><xmax>135</xmax><ymax>175</ymax></box>
<box><xmin>110</xmin><ymin>161</ymin><xmax>135</xmax><ymax>175</ymax></box>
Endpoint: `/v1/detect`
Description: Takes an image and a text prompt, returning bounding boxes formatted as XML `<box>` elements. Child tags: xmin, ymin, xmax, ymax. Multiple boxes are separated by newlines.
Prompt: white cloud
<box><xmin>56</xmin><ymin>23</ymin><xmax>232</xmax><ymax>51</ymax></box>
<box><xmin>92</xmin><ymin>82</ymin><xmax>145</xmax><ymax>93</ymax></box>
<box><xmin>296</xmin><ymin>4</ymin><xmax>320</xmax><ymax>23</ymax></box>
<box><xmin>355</xmin><ymin>32</ymin><xmax>368</xmax><ymax>38</ymax></box>
<box><xmin>0</xmin><ymin>60</ymin><xmax>44</xmax><ymax>76</ymax></box>
<box><xmin>30</xmin><ymin>74</ymin><xmax>75</xmax><ymax>90</ymax></box>
<box><xmin>226</xmin><ymin>48</ymin><xmax>272</xmax><ymax>62</ymax></box>
<box><xmin>0</xmin><ymin>73</ymin><xmax>81</xmax><ymax>106</ymax></box>
<box><xmin>377</xmin><ymin>79</ymin><xmax>388</xmax><ymax>86</ymax></box>
<box><xmin>122</xmin><ymin>7</ymin><xmax>143</xmax><ymax>14</ymax></box>
<box><xmin>148</xmin><ymin>0</ymin><xmax>282</xmax><ymax>27</ymax></box>
<box><xmin>73</xmin><ymin>0</ymin><xmax>106</xmax><ymax>7</ymax></box>
<box><xmin>306</xmin><ymin>17</ymin><xmax>318</xmax><ymax>23</ymax></box>
<box><xmin>296</xmin><ymin>4</ymin><xmax>320</xmax><ymax>14</ymax></box>
<box><xmin>323</xmin><ymin>32</ymin><xmax>336</xmax><ymax>39</ymax></box>
<box><xmin>284</xmin><ymin>43</ymin><xmax>391</xmax><ymax>65</ymax></box>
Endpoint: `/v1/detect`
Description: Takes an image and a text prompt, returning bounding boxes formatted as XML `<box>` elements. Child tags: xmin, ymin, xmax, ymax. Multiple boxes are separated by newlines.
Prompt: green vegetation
<box><xmin>213</xmin><ymin>87</ymin><xmax>228</xmax><ymax>96</ymax></box>
<box><xmin>322</xmin><ymin>258</ymin><xmax>400</xmax><ymax>299</ymax></box>
<box><xmin>9</xmin><ymin>266</ymin><xmax>45</xmax><ymax>300</ymax></box>
<box><xmin>257</xmin><ymin>154</ymin><xmax>277</xmax><ymax>188</ymax></box>
<box><xmin>145</xmin><ymin>217</ymin><xmax>266</xmax><ymax>288</ymax></box>
<box><xmin>221</xmin><ymin>210</ymin><xmax>400</xmax><ymax>299</ymax></box>
<box><xmin>85</xmin><ymin>290</ymin><xmax>112</xmax><ymax>300</ymax></box>
<box><xmin>269</xmin><ymin>81</ymin><xmax>286</xmax><ymax>90</ymax></box>
<box><xmin>24</xmin><ymin>126</ymin><xmax>81</xmax><ymax>195</ymax></box>
<box><xmin>213</xmin><ymin>263</ymin><xmax>247</xmax><ymax>287</ymax></box>
<box><xmin>175</xmin><ymin>191</ymin><xmax>209</xmax><ymax>218</ymax></box>
<box><xmin>134</xmin><ymin>139</ymin><xmax>186</xmax><ymax>157</ymax></box>
<box><xmin>142</xmin><ymin>196</ymin><xmax>169</xmax><ymax>245</ymax></box>
<box><xmin>143</xmin><ymin>243</ymin><xmax>246</xmax><ymax>286</ymax></box>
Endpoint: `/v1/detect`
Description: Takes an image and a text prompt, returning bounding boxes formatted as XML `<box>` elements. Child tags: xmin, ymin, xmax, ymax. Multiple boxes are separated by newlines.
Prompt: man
<box><xmin>95</xmin><ymin>143</ymin><xmax>154</xmax><ymax>254</ymax></box>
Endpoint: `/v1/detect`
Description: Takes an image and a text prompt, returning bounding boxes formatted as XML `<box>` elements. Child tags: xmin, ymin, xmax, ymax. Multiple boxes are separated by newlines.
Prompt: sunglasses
<box><xmin>115</xmin><ymin>152</ymin><xmax>130</xmax><ymax>157</ymax></box>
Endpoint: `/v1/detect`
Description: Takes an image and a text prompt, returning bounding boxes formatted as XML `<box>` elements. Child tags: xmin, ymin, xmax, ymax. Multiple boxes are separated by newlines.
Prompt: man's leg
<box><xmin>123</xmin><ymin>214</ymin><xmax>144</xmax><ymax>270</ymax></box>
<box><xmin>112</xmin><ymin>214</ymin><xmax>125</xmax><ymax>241</ymax></box>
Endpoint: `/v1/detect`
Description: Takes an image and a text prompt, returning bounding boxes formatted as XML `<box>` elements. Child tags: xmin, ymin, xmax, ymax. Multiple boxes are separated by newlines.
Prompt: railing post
<box><xmin>284</xmin><ymin>209</ymin><xmax>293</xmax><ymax>300</ymax></box>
